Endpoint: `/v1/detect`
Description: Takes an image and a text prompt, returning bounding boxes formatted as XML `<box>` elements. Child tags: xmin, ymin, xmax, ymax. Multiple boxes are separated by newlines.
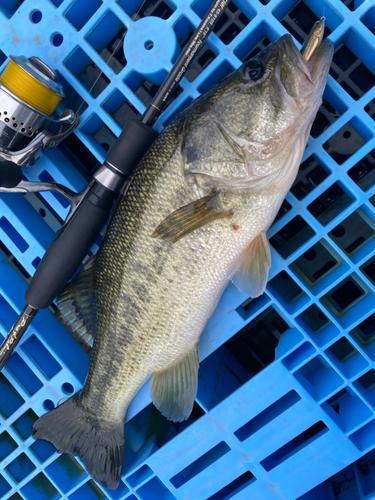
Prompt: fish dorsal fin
<box><xmin>150</xmin><ymin>346</ymin><xmax>199</xmax><ymax>422</ymax></box>
<box><xmin>151</xmin><ymin>194</ymin><xmax>232</xmax><ymax>243</ymax></box>
<box><xmin>231</xmin><ymin>232</ymin><xmax>271</xmax><ymax>297</ymax></box>
<box><xmin>215</xmin><ymin>121</ymin><xmax>245</xmax><ymax>160</ymax></box>
<box><xmin>56</xmin><ymin>256</ymin><xmax>96</xmax><ymax>347</ymax></box>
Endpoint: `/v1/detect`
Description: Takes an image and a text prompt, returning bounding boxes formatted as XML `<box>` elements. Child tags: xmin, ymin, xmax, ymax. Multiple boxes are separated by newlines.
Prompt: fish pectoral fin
<box><xmin>150</xmin><ymin>346</ymin><xmax>199</xmax><ymax>422</ymax></box>
<box><xmin>231</xmin><ymin>232</ymin><xmax>271</xmax><ymax>297</ymax></box>
<box><xmin>56</xmin><ymin>255</ymin><xmax>96</xmax><ymax>348</ymax></box>
<box><xmin>151</xmin><ymin>194</ymin><xmax>232</xmax><ymax>243</ymax></box>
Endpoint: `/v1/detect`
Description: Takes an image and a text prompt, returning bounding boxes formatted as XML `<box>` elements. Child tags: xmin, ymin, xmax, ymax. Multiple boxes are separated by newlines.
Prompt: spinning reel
<box><xmin>0</xmin><ymin>55</ymin><xmax>78</xmax><ymax>190</ymax></box>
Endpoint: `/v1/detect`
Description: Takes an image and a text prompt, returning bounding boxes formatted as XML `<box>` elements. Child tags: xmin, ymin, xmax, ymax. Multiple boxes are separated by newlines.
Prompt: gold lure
<box><xmin>301</xmin><ymin>17</ymin><xmax>326</xmax><ymax>62</ymax></box>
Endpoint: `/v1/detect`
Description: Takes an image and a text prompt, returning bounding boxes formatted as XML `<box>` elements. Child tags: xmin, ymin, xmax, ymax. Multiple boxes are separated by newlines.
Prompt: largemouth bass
<box><xmin>32</xmin><ymin>34</ymin><xmax>333</xmax><ymax>489</ymax></box>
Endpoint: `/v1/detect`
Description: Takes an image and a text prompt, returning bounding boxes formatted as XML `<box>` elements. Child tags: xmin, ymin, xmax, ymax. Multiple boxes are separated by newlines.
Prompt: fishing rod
<box><xmin>0</xmin><ymin>0</ymin><xmax>230</xmax><ymax>371</ymax></box>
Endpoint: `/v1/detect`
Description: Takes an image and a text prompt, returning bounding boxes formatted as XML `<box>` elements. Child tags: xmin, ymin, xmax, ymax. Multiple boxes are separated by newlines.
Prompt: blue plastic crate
<box><xmin>1</xmin><ymin>0</ymin><xmax>375</xmax><ymax>498</ymax></box>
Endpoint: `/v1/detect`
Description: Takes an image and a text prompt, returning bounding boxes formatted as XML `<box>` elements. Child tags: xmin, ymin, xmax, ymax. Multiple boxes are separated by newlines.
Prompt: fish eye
<box><xmin>244</xmin><ymin>60</ymin><xmax>264</xmax><ymax>81</ymax></box>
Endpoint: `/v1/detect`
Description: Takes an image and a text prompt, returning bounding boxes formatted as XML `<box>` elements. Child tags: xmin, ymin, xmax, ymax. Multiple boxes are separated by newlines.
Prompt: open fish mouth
<box><xmin>273</xmin><ymin>34</ymin><xmax>334</xmax><ymax>100</ymax></box>
<box><xmin>278</xmin><ymin>34</ymin><xmax>313</xmax><ymax>80</ymax></box>
<box><xmin>279</xmin><ymin>33</ymin><xmax>333</xmax><ymax>81</ymax></box>
<box><xmin>305</xmin><ymin>37</ymin><xmax>334</xmax><ymax>85</ymax></box>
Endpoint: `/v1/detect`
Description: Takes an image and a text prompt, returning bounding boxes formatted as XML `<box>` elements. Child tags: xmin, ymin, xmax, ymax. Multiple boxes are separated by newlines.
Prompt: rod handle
<box><xmin>25</xmin><ymin>182</ymin><xmax>115</xmax><ymax>309</ymax></box>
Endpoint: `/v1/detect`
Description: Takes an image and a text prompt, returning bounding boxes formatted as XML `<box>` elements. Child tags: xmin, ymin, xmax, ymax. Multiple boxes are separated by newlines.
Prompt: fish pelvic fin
<box><xmin>151</xmin><ymin>195</ymin><xmax>232</xmax><ymax>243</ymax></box>
<box><xmin>231</xmin><ymin>232</ymin><xmax>271</xmax><ymax>297</ymax></box>
<box><xmin>56</xmin><ymin>256</ymin><xmax>96</xmax><ymax>348</ymax></box>
<box><xmin>32</xmin><ymin>393</ymin><xmax>124</xmax><ymax>490</ymax></box>
<box><xmin>150</xmin><ymin>346</ymin><xmax>199</xmax><ymax>422</ymax></box>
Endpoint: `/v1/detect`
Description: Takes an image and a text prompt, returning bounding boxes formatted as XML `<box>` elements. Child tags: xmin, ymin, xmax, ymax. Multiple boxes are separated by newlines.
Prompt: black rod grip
<box><xmin>25</xmin><ymin>186</ymin><xmax>115</xmax><ymax>309</ymax></box>
<box><xmin>105</xmin><ymin>119</ymin><xmax>157</xmax><ymax>178</ymax></box>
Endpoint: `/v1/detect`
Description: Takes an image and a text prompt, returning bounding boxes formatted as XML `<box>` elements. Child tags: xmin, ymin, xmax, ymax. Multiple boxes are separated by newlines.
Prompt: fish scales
<box><xmin>89</xmin><ymin>148</ymin><xmax>269</xmax><ymax>411</ymax></box>
<box><xmin>32</xmin><ymin>34</ymin><xmax>334</xmax><ymax>489</ymax></box>
<box><xmin>87</xmin><ymin>92</ymin><xmax>290</xmax><ymax>414</ymax></box>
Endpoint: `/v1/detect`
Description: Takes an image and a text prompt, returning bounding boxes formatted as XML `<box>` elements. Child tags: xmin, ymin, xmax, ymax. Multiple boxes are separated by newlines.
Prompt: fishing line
<box><xmin>76</xmin><ymin>0</ymin><xmax>148</xmax><ymax>115</ymax></box>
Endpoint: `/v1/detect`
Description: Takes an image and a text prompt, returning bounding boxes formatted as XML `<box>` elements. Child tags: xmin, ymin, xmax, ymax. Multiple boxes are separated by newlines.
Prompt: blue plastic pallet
<box><xmin>1</xmin><ymin>0</ymin><xmax>375</xmax><ymax>498</ymax></box>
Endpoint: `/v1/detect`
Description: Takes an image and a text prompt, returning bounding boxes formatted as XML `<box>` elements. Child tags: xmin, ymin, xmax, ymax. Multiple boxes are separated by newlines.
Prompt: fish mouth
<box><xmin>278</xmin><ymin>35</ymin><xmax>313</xmax><ymax>80</ymax></box>
<box><xmin>273</xmin><ymin>34</ymin><xmax>334</xmax><ymax>100</ymax></box>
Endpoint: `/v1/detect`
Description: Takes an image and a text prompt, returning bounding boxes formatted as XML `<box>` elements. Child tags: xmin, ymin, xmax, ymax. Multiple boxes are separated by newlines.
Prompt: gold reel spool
<box><xmin>0</xmin><ymin>57</ymin><xmax>63</xmax><ymax>116</ymax></box>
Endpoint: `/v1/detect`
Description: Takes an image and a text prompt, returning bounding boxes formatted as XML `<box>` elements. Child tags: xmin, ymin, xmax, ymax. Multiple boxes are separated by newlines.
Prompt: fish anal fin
<box><xmin>151</xmin><ymin>195</ymin><xmax>232</xmax><ymax>243</ymax></box>
<box><xmin>231</xmin><ymin>232</ymin><xmax>271</xmax><ymax>297</ymax></box>
<box><xmin>150</xmin><ymin>346</ymin><xmax>199</xmax><ymax>422</ymax></box>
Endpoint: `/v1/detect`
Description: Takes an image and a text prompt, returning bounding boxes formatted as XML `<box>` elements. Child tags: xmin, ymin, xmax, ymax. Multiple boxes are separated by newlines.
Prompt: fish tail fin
<box><xmin>32</xmin><ymin>393</ymin><xmax>124</xmax><ymax>490</ymax></box>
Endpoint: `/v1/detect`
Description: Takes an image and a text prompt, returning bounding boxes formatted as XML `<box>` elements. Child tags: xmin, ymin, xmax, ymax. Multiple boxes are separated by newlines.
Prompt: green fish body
<box><xmin>33</xmin><ymin>35</ymin><xmax>333</xmax><ymax>489</ymax></box>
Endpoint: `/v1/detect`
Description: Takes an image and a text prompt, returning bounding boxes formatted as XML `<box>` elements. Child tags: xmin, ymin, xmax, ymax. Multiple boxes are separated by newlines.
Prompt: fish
<box><xmin>32</xmin><ymin>33</ymin><xmax>334</xmax><ymax>489</ymax></box>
